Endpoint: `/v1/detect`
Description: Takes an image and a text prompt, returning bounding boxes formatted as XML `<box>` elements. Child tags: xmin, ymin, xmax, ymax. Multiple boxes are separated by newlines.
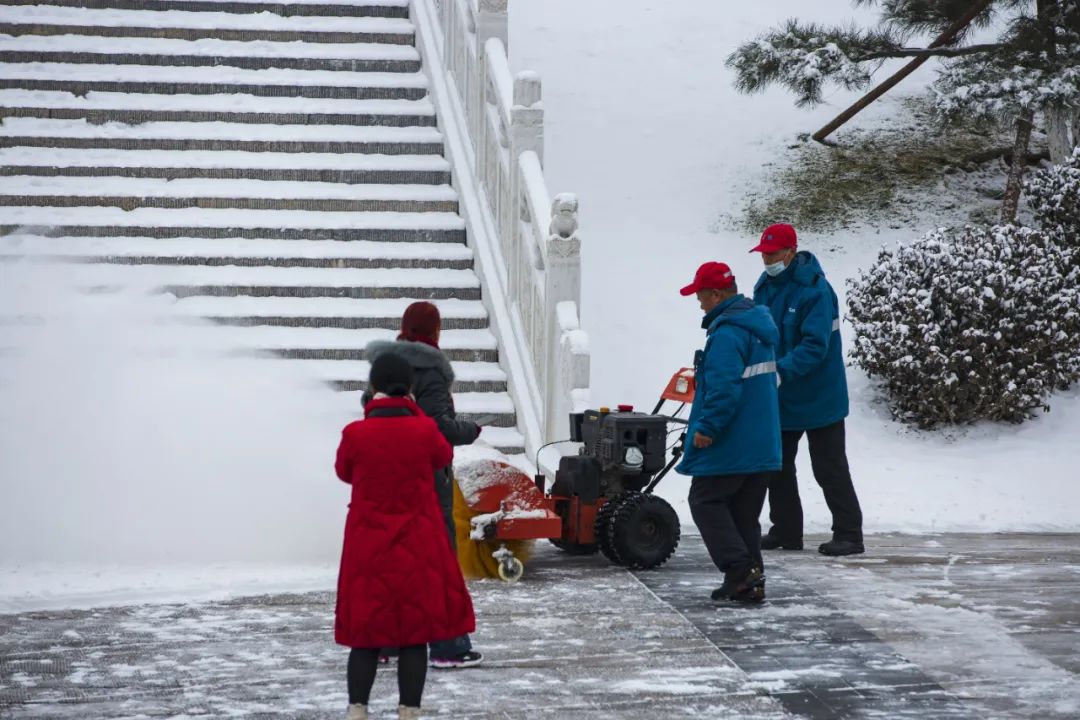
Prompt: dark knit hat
<box><xmin>399</xmin><ymin>301</ymin><xmax>441</xmax><ymax>346</ymax></box>
<box><xmin>369</xmin><ymin>352</ymin><xmax>415</xmax><ymax>397</ymax></box>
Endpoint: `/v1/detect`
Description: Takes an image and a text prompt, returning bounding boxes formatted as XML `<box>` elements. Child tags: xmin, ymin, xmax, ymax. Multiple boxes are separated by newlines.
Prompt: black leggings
<box><xmin>347</xmin><ymin>645</ymin><xmax>427</xmax><ymax>707</ymax></box>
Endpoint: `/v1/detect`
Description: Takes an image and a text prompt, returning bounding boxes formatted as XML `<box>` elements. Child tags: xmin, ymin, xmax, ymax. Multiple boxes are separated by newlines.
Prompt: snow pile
<box><xmin>847</xmin><ymin>224</ymin><xmax>1080</xmax><ymax>427</ymax></box>
<box><xmin>453</xmin><ymin>446</ymin><xmax>548</xmax><ymax>541</ymax></box>
<box><xmin>0</xmin><ymin>241</ymin><xmax>346</xmax><ymax>566</ymax></box>
<box><xmin>454</xmin><ymin>444</ymin><xmax>534</xmax><ymax>507</ymax></box>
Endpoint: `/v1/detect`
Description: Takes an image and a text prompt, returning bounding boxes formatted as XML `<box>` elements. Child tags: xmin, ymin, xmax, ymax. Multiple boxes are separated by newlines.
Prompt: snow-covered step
<box><xmin>0</xmin><ymin>118</ymin><xmax>444</xmax><ymax>155</ymax></box>
<box><xmin>0</xmin><ymin>206</ymin><xmax>466</xmax><ymax>243</ymax></box>
<box><xmin>0</xmin><ymin>237</ymin><xmax>474</xmax><ymax>270</ymax></box>
<box><xmin>172</xmin><ymin>296</ymin><xmax>491</xmax><ymax>330</ymax></box>
<box><xmin>52</xmin><ymin>263</ymin><xmax>483</xmax><ymax>300</ymax></box>
<box><xmin>472</xmin><ymin>427</ymin><xmax>525</xmax><ymax>453</ymax></box>
<box><xmin>333</xmin><ymin>394</ymin><xmax>524</xmax><ymax>450</ymax></box>
<box><xmin>0</xmin><ymin>6</ymin><xmax>416</xmax><ymax>44</ymax></box>
<box><xmin>0</xmin><ymin>89</ymin><xmax>437</xmax><ymax>127</ymax></box>
<box><xmin>0</xmin><ymin>177</ymin><xmax>459</xmax><ymax>213</ymax></box>
<box><xmin>0</xmin><ymin>323</ymin><xmax>498</xmax><ymax>361</ymax></box>
<box><xmin>0</xmin><ymin>0</ymin><xmax>411</xmax><ymax>19</ymax></box>
<box><xmin>0</xmin><ymin>63</ymin><xmax>428</xmax><ymax>101</ymax></box>
<box><xmin>334</xmin><ymin>390</ymin><xmax>518</xmax><ymax>426</ymax></box>
<box><xmin>217</xmin><ymin>326</ymin><xmax>498</xmax><ymax>362</ymax></box>
<box><xmin>0</xmin><ymin>34</ymin><xmax>421</xmax><ymax>72</ymax></box>
<box><xmin>0</xmin><ymin>147</ymin><xmax>450</xmax><ymax>184</ymax></box>
<box><xmin>294</xmin><ymin>359</ymin><xmax>507</xmax><ymax>393</ymax></box>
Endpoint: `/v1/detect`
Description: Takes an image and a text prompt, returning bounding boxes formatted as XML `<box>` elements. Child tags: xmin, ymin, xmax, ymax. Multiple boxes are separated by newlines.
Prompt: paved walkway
<box><xmin>1</xmin><ymin>534</ymin><xmax>1078</xmax><ymax>718</ymax></box>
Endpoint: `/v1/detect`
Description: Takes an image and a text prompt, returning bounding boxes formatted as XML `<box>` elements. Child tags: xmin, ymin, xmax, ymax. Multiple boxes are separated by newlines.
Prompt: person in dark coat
<box><xmin>751</xmin><ymin>223</ymin><xmax>865</xmax><ymax>556</ymax></box>
<box><xmin>364</xmin><ymin>301</ymin><xmax>484</xmax><ymax>669</ymax></box>
<box><xmin>676</xmin><ymin>262</ymin><xmax>782</xmax><ymax>603</ymax></box>
<box><xmin>335</xmin><ymin>352</ymin><xmax>476</xmax><ymax>720</ymax></box>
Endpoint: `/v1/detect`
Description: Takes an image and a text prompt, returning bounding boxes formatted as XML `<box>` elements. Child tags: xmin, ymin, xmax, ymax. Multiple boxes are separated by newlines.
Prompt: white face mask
<box><xmin>764</xmin><ymin>260</ymin><xmax>787</xmax><ymax>277</ymax></box>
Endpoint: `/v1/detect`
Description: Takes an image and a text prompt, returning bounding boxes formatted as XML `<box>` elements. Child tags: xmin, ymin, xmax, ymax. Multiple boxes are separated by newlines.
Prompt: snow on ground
<box><xmin>0</xmin><ymin>562</ymin><xmax>337</xmax><ymax>615</ymax></box>
<box><xmin>510</xmin><ymin>0</ymin><xmax>1080</xmax><ymax>534</ymax></box>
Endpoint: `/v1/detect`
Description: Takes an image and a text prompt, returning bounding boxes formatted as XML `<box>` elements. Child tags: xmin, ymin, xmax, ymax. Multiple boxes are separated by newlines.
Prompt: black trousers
<box><xmin>767</xmin><ymin>420</ymin><xmax>863</xmax><ymax>543</ymax></box>
<box><xmin>348</xmin><ymin>645</ymin><xmax>427</xmax><ymax>707</ymax></box>
<box><xmin>688</xmin><ymin>474</ymin><xmax>769</xmax><ymax>577</ymax></box>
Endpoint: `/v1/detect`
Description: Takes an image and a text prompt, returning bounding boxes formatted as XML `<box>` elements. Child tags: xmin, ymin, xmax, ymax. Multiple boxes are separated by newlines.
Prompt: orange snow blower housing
<box><xmin>457</xmin><ymin>369</ymin><xmax>695</xmax><ymax>582</ymax></box>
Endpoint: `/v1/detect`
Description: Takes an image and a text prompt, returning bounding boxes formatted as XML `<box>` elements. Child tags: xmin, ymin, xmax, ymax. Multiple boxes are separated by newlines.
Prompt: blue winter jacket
<box><xmin>753</xmin><ymin>251</ymin><xmax>849</xmax><ymax>432</ymax></box>
<box><xmin>676</xmin><ymin>295</ymin><xmax>783</xmax><ymax>478</ymax></box>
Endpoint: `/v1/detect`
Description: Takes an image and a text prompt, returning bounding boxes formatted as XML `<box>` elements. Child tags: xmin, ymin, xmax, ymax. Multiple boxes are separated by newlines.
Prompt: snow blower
<box><xmin>452</xmin><ymin>457</ymin><xmax>542</xmax><ymax>582</ymax></box>
<box><xmin>456</xmin><ymin>369</ymin><xmax>695</xmax><ymax>582</ymax></box>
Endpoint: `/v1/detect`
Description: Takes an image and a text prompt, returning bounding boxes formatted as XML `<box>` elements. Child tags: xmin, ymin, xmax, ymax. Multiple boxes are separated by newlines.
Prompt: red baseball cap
<box><xmin>680</xmin><ymin>262</ymin><xmax>735</xmax><ymax>296</ymax></box>
<box><xmin>750</xmin><ymin>223</ymin><xmax>798</xmax><ymax>253</ymax></box>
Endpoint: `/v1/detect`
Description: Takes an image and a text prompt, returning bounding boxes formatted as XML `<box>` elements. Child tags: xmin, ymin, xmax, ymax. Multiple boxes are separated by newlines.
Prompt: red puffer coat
<box><xmin>334</xmin><ymin>395</ymin><xmax>476</xmax><ymax>649</ymax></box>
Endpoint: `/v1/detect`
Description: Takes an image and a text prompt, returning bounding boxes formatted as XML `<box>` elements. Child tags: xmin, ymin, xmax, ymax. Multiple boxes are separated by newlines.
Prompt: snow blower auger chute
<box><xmin>459</xmin><ymin>369</ymin><xmax>695</xmax><ymax>581</ymax></box>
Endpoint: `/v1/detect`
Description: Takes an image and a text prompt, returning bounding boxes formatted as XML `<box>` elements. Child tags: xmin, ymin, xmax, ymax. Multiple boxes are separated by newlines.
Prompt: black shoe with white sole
<box><xmin>430</xmin><ymin>651</ymin><xmax>483</xmax><ymax>669</ymax></box>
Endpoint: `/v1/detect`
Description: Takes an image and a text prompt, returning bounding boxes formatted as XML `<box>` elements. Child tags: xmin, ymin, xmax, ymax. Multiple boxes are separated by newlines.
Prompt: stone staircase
<box><xmin>0</xmin><ymin>0</ymin><xmax>525</xmax><ymax>453</ymax></box>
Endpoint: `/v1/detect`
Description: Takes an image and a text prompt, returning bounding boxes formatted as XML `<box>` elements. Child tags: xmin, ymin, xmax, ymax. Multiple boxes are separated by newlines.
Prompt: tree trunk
<box><xmin>812</xmin><ymin>0</ymin><xmax>995</xmax><ymax>144</ymax></box>
<box><xmin>1001</xmin><ymin>109</ymin><xmax>1036</xmax><ymax>224</ymax></box>
<box><xmin>1046</xmin><ymin>106</ymin><xmax>1079</xmax><ymax>163</ymax></box>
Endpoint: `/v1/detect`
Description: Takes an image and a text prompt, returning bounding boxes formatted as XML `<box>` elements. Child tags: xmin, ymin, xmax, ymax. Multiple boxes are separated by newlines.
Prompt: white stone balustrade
<box><xmin>413</xmin><ymin>0</ymin><xmax>591</xmax><ymax>455</ymax></box>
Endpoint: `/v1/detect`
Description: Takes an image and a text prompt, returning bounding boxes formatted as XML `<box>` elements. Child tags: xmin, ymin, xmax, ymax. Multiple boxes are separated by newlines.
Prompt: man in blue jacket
<box><xmin>676</xmin><ymin>261</ymin><xmax>782</xmax><ymax>603</ymax></box>
<box><xmin>751</xmin><ymin>224</ymin><xmax>864</xmax><ymax>556</ymax></box>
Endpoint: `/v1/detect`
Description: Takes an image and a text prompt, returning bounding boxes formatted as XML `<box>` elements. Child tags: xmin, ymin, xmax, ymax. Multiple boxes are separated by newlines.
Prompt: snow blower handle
<box><xmin>645</xmin><ymin>431</ymin><xmax>686</xmax><ymax>495</ymax></box>
<box><xmin>652</xmin><ymin>367</ymin><xmax>696</xmax><ymax>416</ymax></box>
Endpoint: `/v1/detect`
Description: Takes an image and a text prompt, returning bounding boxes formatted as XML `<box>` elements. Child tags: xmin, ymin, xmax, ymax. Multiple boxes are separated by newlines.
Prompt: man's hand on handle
<box><xmin>693</xmin><ymin>432</ymin><xmax>713</xmax><ymax>449</ymax></box>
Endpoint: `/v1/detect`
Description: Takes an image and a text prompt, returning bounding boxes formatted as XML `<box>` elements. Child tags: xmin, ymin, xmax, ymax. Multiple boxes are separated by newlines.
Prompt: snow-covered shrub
<box><xmin>847</xmin><ymin>224</ymin><xmax>1080</xmax><ymax>427</ymax></box>
<box><xmin>1025</xmin><ymin>146</ymin><xmax>1080</xmax><ymax>243</ymax></box>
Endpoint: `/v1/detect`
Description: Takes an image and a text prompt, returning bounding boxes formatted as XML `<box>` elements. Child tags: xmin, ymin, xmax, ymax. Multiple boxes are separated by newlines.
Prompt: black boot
<box><xmin>711</xmin><ymin>565</ymin><xmax>764</xmax><ymax>601</ymax></box>
<box><xmin>761</xmin><ymin>533</ymin><xmax>803</xmax><ymax>551</ymax></box>
<box><xmin>731</xmin><ymin>584</ymin><xmax>766</xmax><ymax>604</ymax></box>
<box><xmin>818</xmin><ymin>538</ymin><xmax>864</xmax><ymax>556</ymax></box>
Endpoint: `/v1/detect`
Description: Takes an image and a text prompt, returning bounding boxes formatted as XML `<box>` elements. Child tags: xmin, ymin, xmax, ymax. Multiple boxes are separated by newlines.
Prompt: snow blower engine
<box><xmin>546</xmin><ymin>398</ymin><xmax>686</xmax><ymax>569</ymax></box>
<box><xmin>464</xmin><ymin>369</ymin><xmax>695</xmax><ymax>580</ymax></box>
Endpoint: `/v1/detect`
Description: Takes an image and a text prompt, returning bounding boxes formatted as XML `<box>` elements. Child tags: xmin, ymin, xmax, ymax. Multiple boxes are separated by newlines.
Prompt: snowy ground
<box><xmin>509</xmin><ymin>0</ymin><xmax>1080</xmax><ymax>534</ymax></box>
<box><xmin>2</xmin><ymin>535</ymin><xmax>1078</xmax><ymax>719</ymax></box>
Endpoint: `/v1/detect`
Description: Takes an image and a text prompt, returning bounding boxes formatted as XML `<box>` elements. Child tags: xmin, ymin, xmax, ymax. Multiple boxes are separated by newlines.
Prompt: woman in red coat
<box><xmin>334</xmin><ymin>352</ymin><xmax>476</xmax><ymax>720</ymax></box>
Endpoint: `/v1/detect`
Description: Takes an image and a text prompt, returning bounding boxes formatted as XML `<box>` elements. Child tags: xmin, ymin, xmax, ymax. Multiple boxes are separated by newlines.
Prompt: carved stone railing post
<box><xmin>544</xmin><ymin>194</ymin><xmax>584</xmax><ymax>441</ymax></box>
<box><xmin>509</xmin><ymin>71</ymin><xmax>544</xmax><ymax>328</ymax></box>
<box><xmin>510</xmin><ymin>72</ymin><xmax>543</xmax><ymax>163</ymax></box>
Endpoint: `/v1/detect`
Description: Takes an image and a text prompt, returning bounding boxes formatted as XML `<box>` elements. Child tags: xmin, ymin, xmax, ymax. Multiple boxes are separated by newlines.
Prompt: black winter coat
<box><xmin>364</xmin><ymin>339</ymin><xmax>481</xmax><ymax>540</ymax></box>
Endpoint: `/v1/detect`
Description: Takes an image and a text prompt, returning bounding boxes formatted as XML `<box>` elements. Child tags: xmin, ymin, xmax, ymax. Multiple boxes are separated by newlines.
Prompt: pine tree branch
<box><xmin>812</xmin><ymin>0</ymin><xmax>996</xmax><ymax>144</ymax></box>
<box><xmin>857</xmin><ymin>41</ymin><xmax>1006</xmax><ymax>59</ymax></box>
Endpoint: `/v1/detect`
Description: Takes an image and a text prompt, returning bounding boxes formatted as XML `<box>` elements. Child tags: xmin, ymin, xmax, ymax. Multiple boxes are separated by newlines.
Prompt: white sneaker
<box><xmin>345</xmin><ymin>704</ymin><xmax>367</xmax><ymax>720</ymax></box>
<box><xmin>398</xmin><ymin>705</ymin><xmax>422</xmax><ymax>719</ymax></box>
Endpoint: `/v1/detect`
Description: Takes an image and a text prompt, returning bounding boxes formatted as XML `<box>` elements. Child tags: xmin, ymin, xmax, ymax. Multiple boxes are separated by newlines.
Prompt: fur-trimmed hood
<box><xmin>366</xmin><ymin>339</ymin><xmax>454</xmax><ymax>383</ymax></box>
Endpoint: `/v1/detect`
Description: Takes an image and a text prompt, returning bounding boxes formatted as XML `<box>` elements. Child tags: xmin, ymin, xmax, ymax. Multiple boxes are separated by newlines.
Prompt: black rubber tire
<box><xmin>548</xmin><ymin>538</ymin><xmax>599</xmax><ymax>555</ymax></box>
<box><xmin>594</xmin><ymin>495</ymin><xmax>627</xmax><ymax>565</ymax></box>
<box><xmin>607</xmin><ymin>493</ymin><xmax>680</xmax><ymax>570</ymax></box>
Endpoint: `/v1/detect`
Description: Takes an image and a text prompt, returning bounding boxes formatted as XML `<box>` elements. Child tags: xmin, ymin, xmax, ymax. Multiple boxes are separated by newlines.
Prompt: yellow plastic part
<box><xmin>452</xmin><ymin>475</ymin><xmax>534</xmax><ymax>580</ymax></box>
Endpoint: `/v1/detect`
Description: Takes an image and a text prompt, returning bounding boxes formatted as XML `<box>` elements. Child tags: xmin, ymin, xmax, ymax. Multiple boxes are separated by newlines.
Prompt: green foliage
<box><xmin>727</xmin><ymin>0</ymin><xmax>1080</xmax><ymax>121</ymax></box>
<box><xmin>726</xmin><ymin>21</ymin><xmax>897</xmax><ymax>107</ymax></box>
